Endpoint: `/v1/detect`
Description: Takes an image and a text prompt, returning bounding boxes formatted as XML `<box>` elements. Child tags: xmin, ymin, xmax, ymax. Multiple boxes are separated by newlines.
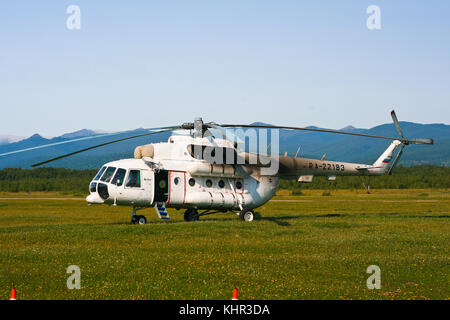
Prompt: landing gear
<box><xmin>136</xmin><ymin>215</ymin><xmax>147</xmax><ymax>225</ymax></box>
<box><xmin>359</xmin><ymin>176</ymin><xmax>371</xmax><ymax>194</ymax></box>
<box><xmin>131</xmin><ymin>207</ymin><xmax>147</xmax><ymax>225</ymax></box>
<box><xmin>131</xmin><ymin>214</ymin><xmax>147</xmax><ymax>224</ymax></box>
<box><xmin>184</xmin><ymin>208</ymin><xmax>199</xmax><ymax>222</ymax></box>
<box><xmin>239</xmin><ymin>209</ymin><xmax>255</xmax><ymax>222</ymax></box>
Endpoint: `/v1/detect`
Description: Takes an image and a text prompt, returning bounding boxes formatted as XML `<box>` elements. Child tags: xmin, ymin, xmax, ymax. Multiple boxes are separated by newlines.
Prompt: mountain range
<box><xmin>0</xmin><ymin>122</ymin><xmax>448</xmax><ymax>169</ymax></box>
<box><xmin>0</xmin><ymin>134</ymin><xmax>25</xmax><ymax>145</ymax></box>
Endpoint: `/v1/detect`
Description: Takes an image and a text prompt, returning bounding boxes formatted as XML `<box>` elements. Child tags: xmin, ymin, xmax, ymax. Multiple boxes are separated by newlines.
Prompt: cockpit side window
<box><xmin>125</xmin><ymin>170</ymin><xmax>141</xmax><ymax>188</ymax></box>
<box><xmin>112</xmin><ymin>168</ymin><xmax>126</xmax><ymax>186</ymax></box>
<box><xmin>100</xmin><ymin>167</ymin><xmax>116</xmax><ymax>183</ymax></box>
<box><xmin>93</xmin><ymin>166</ymin><xmax>106</xmax><ymax>181</ymax></box>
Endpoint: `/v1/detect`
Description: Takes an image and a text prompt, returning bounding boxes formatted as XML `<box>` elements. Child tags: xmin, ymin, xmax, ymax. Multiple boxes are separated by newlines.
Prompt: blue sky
<box><xmin>1</xmin><ymin>1</ymin><xmax>449</xmax><ymax>137</ymax></box>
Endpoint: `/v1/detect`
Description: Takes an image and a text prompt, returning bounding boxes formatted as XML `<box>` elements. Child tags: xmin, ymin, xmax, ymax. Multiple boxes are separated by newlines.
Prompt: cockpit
<box><xmin>87</xmin><ymin>164</ymin><xmax>145</xmax><ymax>204</ymax></box>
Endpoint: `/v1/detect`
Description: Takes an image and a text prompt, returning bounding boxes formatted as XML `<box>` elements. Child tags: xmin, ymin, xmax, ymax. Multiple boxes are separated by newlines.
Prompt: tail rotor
<box><xmin>387</xmin><ymin>110</ymin><xmax>434</xmax><ymax>175</ymax></box>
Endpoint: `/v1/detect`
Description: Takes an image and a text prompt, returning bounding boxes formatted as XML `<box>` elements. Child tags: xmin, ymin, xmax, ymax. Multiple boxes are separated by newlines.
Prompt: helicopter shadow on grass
<box><xmin>103</xmin><ymin>212</ymin><xmax>349</xmax><ymax>226</ymax></box>
<box><xmin>258</xmin><ymin>213</ymin><xmax>347</xmax><ymax>227</ymax></box>
<box><xmin>359</xmin><ymin>212</ymin><xmax>450</xmax><ymax>218</ymax></box>
<box><xmin>103</xmin><ymin>216</ymin><xmax>237</xmax><ymax>226</ymax></box>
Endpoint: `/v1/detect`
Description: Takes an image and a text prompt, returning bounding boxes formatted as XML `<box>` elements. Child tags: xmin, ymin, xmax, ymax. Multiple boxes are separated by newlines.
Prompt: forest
<box><xmin>0</xmin><ymin>165</ymin><xmax>448</xmax><ymax>194</ymax></box>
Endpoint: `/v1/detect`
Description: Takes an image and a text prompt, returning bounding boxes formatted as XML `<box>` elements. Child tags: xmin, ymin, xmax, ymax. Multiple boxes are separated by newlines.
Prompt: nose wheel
<box><xmin>131</xmin><ymin>215</ymin><xmax>147</xmax><ymax>225</ymax></box>
<box><xmin>131</xmin><ymin>207</ymin><xmax>147</xmax><ymax>225</ymax></box>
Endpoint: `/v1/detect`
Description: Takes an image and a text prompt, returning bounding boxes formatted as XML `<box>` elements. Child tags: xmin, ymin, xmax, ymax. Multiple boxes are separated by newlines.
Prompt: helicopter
<box><xmin>0</xmin><ymin>111</ymin><xmax>433</xmax><ymax>224</ymax></box>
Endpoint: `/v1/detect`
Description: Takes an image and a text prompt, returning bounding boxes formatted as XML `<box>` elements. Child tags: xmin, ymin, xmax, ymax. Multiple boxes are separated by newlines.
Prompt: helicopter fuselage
<box><xmin>87</xmin><ymin>135</ymin><xmax>280</xmax><ymax>213</ymax></box>
<box><xmin>86</xmin><ymin>134</ymin><xmax>402</xmax><ymax>222</ymax></box>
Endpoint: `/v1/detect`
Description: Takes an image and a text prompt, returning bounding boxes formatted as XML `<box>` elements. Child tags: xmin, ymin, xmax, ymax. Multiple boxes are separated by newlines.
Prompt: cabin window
<box><xmin>93</xmin><ymin>166</ymin><xmax>106</xmax><ymax>181</ymax></box>
<box><xmin>188</xmin><ymin>178</ymin><xmax>196</xmax><ymax>187</ymax></box>
<box><xmin>236</xmin><ymin>181</ymin><xmax>242</xmax><ymax>190</ymax></box>
<box><xmin>112</xmin><ymin>168</ymin><xmax>126</xmax><ymax>186</ymax></box>
<box><xmin>89</xmin><ymin>182</ymin><xmax>97</xmax><ymax>193</ymax></box>
<box><xmin>159</xmin><ymin>180</ymin><xmax>167</xmax><ymax>189</ymax></box>
<box><xmin>206</xmin><ymin>179</ymin><xmax>213</xmax><ymax>188</ymax></box>
<box><xmin>218</xmin><ymin>180</ymin><xmax>225</xmax><ymax>188</ymax></box>
<box><xmin>174</xmin><ymin>177</ymin><xmax>180</xmax><ymax>185</ymax></box>
<box><xmin>100</xmin><ymin>167</ymin><xmax>116</xmax><ymax>183</ymax></box>
<box><xmin>125</xmin><ymin>170</ymin><xmax>141</xmax><ymax>188</ymax></box>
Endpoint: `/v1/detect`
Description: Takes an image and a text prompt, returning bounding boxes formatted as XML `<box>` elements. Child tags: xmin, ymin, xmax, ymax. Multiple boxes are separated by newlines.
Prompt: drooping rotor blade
<box><xmin>31</xmin><ymin>128</ymin><xmax>177</xmax><ymax>167</ymax></box>
<box><xmin>0</xmin><ymin>125</ymin><xmax>180</xmax><ymax>158</ymax></box>
<box><xmin>390</xmin><ymin>110</ymin><xmax>405</xmax><ymax>139</ymax></box>
<box><xmin>388</xmin><ymin>144</ymin><xmax>405</xmax><ymax>175</ymax></box>
<box><xmin>407</xmin><ymin>138</ymin><xmax>434</xmax><ymax>145</ymax></box>
<box><xmin>218</xmin><ymin>124</ymin><xmax>401</xmax><ymax>141</ymax></box>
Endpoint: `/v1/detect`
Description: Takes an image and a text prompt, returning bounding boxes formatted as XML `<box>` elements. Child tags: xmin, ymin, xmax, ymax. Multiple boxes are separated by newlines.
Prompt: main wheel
<box><xmin>184</xmin><ymin>209</ymin><xmax>199</xmax><ymax>222</ymax></box>
<box><xmin>239</xmin><ymin>209</ymin><xmax>254</xmax><ymax>222</ymax></box>
<box><xmin>137</xmin><ymin>215</ymin><xmax>147</xmax><ymax>225</ymax></box>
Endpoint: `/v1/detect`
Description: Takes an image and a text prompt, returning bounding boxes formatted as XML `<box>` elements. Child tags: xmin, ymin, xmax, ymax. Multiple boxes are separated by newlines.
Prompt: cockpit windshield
<box><xmin>93</xmin><ymin>166</ymin><xmax>106</xmax><ymax>181</ymax></box>
<box><xmin>100</xmin><ymin>167</ymin><xmax>116</xmax><ymax>183</ymax></box>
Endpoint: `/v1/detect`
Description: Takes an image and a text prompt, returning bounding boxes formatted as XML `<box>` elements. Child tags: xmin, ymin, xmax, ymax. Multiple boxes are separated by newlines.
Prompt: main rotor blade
<box><xmin>0</xmin><ymin>125</ymin><xmax>180</xmax><ymax>158</ymax></box>
<box><xmin>390</xmin><ymin>110</ymin><xmax>405</xmax><ymax>139</ymax></box>
<box><xmin>388</xmin><ymin>144</ymin><xmax>404</xmax><ymax>175</ymax></box>
<box><xmin>31</xmin><ymin>128</ymin><xmax>176</xmax><ymax>167</ymax></box>
<box><xmin>218</xmin><ymin>124</ymin><xmax>401</xmax><ymax>141</ymax></box>
<box><xmin>407</xmin><ymin>138</ymin><xmax>434</xmax><ymax>145</ymax></box>
<box><xmin>209</xmin><ymin>124</ymin><xmax>244</xmax><ymax>145</ymax></box>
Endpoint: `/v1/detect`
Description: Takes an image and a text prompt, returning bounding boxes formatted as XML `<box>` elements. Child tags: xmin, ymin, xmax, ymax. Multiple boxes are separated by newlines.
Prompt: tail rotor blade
<box><xmin>391</xmin><ymin>110</ymin><xmax>405</xmax><ymax>139</ymax></box>
<box><xmin>388</xmin><ymin>144</ymin><xmax>404</xmax><ymax>175</ymax></box>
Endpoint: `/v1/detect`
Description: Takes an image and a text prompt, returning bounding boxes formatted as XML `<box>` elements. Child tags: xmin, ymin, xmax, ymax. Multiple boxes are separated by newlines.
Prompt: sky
<box><xmin>0</xmin><ymin>0</ymin><xmax>449</xmax><ymax>137</ymax></box>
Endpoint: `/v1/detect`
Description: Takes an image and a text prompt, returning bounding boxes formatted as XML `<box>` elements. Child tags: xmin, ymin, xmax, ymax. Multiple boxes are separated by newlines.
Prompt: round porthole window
<box><xmin>206</xmin><ymin>179</ymin><xmax>213</xmax><ymax>188</ymax></box>
<box><xmin>159</xmin><ymin>180</ymin><xmax>167</xmax><ymax>189</ymax></box>
<box><xmin>174</xmin><ymin>177</ymin><xmax>180</xmax><ymax>185</ymax></box>
<box><xmin>189</xmin><ymin>178</ymin><xmax>196</xmax><ymax>187</ymax></box>
<box><xmin>236</xmin><ymin>181</ymin><xmax>242</xmax><ymax>190</ymax></box>
<box><xmin>218</xmin><ymin>180</ymin><xmax>225</xmax><ymax>188</ymax></box>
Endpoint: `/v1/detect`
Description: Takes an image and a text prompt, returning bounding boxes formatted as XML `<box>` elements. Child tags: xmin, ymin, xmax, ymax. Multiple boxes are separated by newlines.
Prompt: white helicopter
<box><xmin>1</xmin><ymin>111</ymin><xmax>433</xmax><ymax>224</ymax></box>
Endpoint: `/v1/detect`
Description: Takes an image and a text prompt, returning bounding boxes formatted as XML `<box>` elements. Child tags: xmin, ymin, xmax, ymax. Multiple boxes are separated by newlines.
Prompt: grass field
<box><xmin>0</xmin><ymin>189</ymin><xmax>448</xmax><ymax>300</ymax></box>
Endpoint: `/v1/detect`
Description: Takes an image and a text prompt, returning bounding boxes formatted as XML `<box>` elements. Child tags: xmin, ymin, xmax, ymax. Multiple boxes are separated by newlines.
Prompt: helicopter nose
<box><xmin>86</xmin><ymin>193</ymin><xmax>104</xmax><ymax>204</ymax></box>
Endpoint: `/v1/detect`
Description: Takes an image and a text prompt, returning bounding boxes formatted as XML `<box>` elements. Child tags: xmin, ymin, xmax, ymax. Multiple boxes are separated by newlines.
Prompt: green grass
<box><xmin>0</xmin><ymin>189</ymin><xmax>449</xmax><ymax>300</ymax></box>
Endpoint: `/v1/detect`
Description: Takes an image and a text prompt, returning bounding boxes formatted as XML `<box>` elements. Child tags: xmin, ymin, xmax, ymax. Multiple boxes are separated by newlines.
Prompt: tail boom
<box><xmin>276</xmin><ymin>140</ymin><xmax>402</xmax><ymax>179</ymax></box>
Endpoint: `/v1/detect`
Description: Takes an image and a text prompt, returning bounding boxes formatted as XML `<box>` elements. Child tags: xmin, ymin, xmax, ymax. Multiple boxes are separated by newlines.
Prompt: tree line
<box><xmin>0</xmin><ymin>166</ymin><xmax>448</xmax><ymax>194</ymax></box>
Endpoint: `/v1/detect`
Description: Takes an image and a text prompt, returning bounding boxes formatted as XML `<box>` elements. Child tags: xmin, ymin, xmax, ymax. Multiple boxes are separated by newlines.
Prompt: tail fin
<box><xmin>372</xmin><ymin>140</ymin><xmax>402</xmax><ymax>173</ymax></box>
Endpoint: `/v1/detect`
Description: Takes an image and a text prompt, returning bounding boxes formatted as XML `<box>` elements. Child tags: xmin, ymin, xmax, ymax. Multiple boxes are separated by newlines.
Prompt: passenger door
<box><xmin>168</xmin><ymin>171</ymin><xmax>185</xmax><ymax>205</ymax></box>
<box><xmin>154</xmin><ymin>170</ymin><xmax>169</xmax><ymax>203</ymax></box>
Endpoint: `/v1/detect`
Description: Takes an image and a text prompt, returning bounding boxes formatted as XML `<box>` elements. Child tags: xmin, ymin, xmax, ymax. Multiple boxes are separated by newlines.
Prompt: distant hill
<box><xmin>232</xmin><ymin>121</ymin><xmax>449</xmax><ymax>166</ymax></box>
<box><xmin>0</xmin><ymin>134</ymin><xmax>25</xmax><ymax>145</ymax></box>
<box><xmin>0</xmin><ymin>129</ymin><xmax>172</xmax><ymax>169</ymax></box>
<box><xmin>0</xmin><ymin>122</ymin><xmax>448</xmax><ymax>169</ymax></box>
<box><xmin>60</xmin><ymin>129</ymin><xmax>98</xmax><ymax>139</ymax></box>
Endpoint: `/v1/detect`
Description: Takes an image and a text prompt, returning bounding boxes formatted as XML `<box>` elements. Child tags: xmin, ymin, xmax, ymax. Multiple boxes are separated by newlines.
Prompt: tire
<box><xmin>137</xmin><ymin>215</ymin><xmax>147</xmax><ymax>225</ymax></box>
<box><xmin>239</xmin><ymin>209</ymin><xmax>254</xmax><ymax>222</ymax></box>
<box><xmin>184</xmin><ymin>209</ymin><xmax>199</xmax><ymax>222</ymax></box>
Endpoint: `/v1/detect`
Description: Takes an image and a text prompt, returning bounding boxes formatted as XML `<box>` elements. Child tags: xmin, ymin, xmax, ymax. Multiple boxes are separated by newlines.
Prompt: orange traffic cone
<box><xmin>10</xmin><ymin>287</ymin><xmax>16</xmax><ymax>300</ymax></box>
<box><xmin>231</xmin><ymin>288</ymin><xmax>238</xmax><ymax>300</ymax></box>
